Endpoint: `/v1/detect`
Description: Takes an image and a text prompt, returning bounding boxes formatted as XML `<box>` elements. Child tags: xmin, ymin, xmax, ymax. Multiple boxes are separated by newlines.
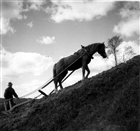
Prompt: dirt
<box><xmin>0</xmin><ymin>55</ymin><xmax>139</xmax><ymax>131</ymax></box>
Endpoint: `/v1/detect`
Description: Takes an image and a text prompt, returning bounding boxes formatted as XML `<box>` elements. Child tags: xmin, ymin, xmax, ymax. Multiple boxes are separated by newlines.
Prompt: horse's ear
<box><xmin>81</xmin><ymin>45</ymin><xmax>85</xmax><ymax>49</ymax></box>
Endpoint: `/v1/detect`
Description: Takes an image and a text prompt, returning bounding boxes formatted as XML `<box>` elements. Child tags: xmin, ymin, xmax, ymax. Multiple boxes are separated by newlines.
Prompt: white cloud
<box><xmin>48</xmin><ymin>0</ymin><xmax>115</xmax><ymax>23</ymax></box>
<box><xmin>0</xmin><ymin>17</ymin><xmax>16</xmax><ymax>35</ymax></box>
<box><xmin>27</xmin><ymin>21</ymin><xmax>33</xmax><ymax>28</ymax></box>
<box><xmin>89</xmin><ymin>56</ymin><xmax>113</xmax><ymax>75</ymax></box>
<box><xmin>117</xmin><ymin>40</ymin><xmax>140</xmax><ymax>62</ymax></box>
<box><xmin>0</xmin><ymin>0</ymin><xmax>45</xmax><ymax>35</ymax></box>
<box><xmin>118</xmin><ymin>41</ymin><xmax>139</xmax><ymax>55</ymax></box>
<box><xmin>113</xmin><ymin>1</ymin><xmax>140</xmax><ymax>37</ymax></box>
<box><xmin>0</xmin><ymin>47</ymin><xmax>54</xmax><ymax>78</ymax></box>
<box><xmin>14</xmin><ymin>78</ymin><xmax>55</xmax><ymax>98</ymax></box>
<box><xmin>106</xmin><ymin>40</ymin><xmax>140</xmax><ymax>64</ymax></box>
<box><xmin>14</xmin><ymin>79</ymin><xmax>45</xmax><ymax>98</ymax></box>
<box><xmin>114</xmin><ymin>17</ymin><xmax>139</xmax><ymax>37</ymax></box>
<box><xmin>0</xmin><ymin>0</ymin><xmax>25</xmax><ymax>35</ymax></box>
<box><xmin>37</xmin><ymin>36</ymin><xmax>55</xmax><ymax>44</ymax></box>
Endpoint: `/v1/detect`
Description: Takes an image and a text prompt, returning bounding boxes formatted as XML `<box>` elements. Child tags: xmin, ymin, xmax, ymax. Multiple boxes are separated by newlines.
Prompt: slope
<box><xmin>0</xmin><ymin>55</ymin><xmax>139</xmax><ymax>131</ymax></box>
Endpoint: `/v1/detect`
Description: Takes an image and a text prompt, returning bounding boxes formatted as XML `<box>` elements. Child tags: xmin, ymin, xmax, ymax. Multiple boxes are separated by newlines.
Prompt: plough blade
<box><xmin>38</xmin><ymin>90</ymin><xmax>48</xmax><ymax>97</ymax></box>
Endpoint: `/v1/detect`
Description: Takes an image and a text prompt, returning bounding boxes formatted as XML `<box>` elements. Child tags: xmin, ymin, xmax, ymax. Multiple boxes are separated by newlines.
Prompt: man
<box><xmin>4</xmin><ymin>82</ymin><xmax>19</xmax><ymax>108</ymax></box>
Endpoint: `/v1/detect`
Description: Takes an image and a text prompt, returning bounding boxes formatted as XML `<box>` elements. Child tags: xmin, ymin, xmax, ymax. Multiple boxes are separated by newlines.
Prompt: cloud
<box><xmin>106</xmin><ymin>40</ymin><xmax>139</xmax><ymax>64</ymax></box>
<box><xmin>26</xmin><ymin>0</ymin><xmax>46</xmax><ymax>10</ymax></box>
<box><xmin>1</xmin><ymin>0</ymin><xmax>23</xmax><ymax>20</ymax></box>
<box><xmin>89</xmin><ymin>56</ymin><xmax>113</xmax><ymax>75</ymax></box>
<box><xmin>0</xmin><ymin>0</ymin><xmax>116</xmax><ymax>34</ymax></box>
<box><xmin>0</xmin><ymin>0</ymin><xmax>25</xmax><ymax>35</ymax></box>
<box><xmin>48</xmin><ymin>0</ymin><xmax>115</xmax><ymax>23</ymax></box>
<box><xmin>37</xmin><ymin>36</ymin><xmax>55</xmax><ymax>44</ymax></box>
<box><xmin>117</xmin><ymin>40</ymin><xmax>140</xmax><ymax>62</ymax></box>
<box><xmin>27</xmin><ymin>21</ymin><xmax>33</xmax><ymax>28</ymax></box>
<box><xmin>14</xmin><ymin>78</ymin><xmax>55</xmax><ymax>98</ymax></box>
<box><xmin>63</xmin><ymin>72</ymin><xmax>81</xmax><ymax>87</ymax></box>
<box><xmin>0</xmin><ymin>47</ymin><xmax>54</xmax><ymax>78</ymax></box>
<box><xmin>118</xmin><ymin>40</ymin><xmax>139</xmax><ymax>54</ymax></box>
<box><xmin>0</xmin><ymin>0</ymin><xmax>45</xmax><ymax>35</ymax></box>
<box><xmin>0</xmin><ymin>17</ymin><xmax>16</xmax><ymax>35</ymax></box>
<box><xmin>113</xmin><ymin>1</ymin><xmax>140</xmax><ymax>37</ymax></box>
<box><xmin>14</xmin><ymin>79</ymin><xmax>45</xmax><ymax>98</ymax></box>
<box><xmin>114</xmin><ymin>17</ymin><xmax>139</xmax><ymax>37</ymax></box>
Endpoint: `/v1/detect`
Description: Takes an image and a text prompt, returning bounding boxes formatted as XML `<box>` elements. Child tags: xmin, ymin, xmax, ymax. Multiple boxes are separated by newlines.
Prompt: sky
<box><xmin>0</xmin><ymin>0</ymin><xmax>139</xmax><ymax>98</ymax></box>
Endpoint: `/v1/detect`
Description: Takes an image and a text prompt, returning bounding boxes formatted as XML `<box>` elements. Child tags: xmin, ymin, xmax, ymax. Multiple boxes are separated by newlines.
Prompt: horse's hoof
<box><xmin>54</xmin><ymin>89</ymin><xmax>58</xmax><ymax>94</ymax></box>
<box><xmin>83</xmin><ymin>77</ymin><xmax>87</xmax><ymax>80</ymax></box>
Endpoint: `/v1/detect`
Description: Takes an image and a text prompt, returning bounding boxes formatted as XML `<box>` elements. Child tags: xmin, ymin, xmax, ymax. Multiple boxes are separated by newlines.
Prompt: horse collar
<box><xmin>81</xmin><ymin>45</ymin><xmax>94</xmax><ymax>59</ymax></box>
<box><xmin>85</xmin><ymin>48</ymin><xmax>94</xmax><ymax>59</ymax></box>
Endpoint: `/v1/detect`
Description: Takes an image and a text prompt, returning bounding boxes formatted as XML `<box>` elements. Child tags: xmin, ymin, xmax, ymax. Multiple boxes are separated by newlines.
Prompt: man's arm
<box><xmin>4</xmin><ymin>89</ymin><xmax>8</xmax><ymax>99</ymax></box>
<box><xmin>12</xmin><ymin>88</ymin><xmax>18</xmax><ymax>98</ymax></box>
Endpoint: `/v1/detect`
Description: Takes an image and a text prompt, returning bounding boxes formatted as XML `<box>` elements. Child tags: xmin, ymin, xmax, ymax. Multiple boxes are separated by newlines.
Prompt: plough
<box><xmin>2</xmin><ymin>45</ymin><xmax>90</xmax><ymax>114</ymax></box>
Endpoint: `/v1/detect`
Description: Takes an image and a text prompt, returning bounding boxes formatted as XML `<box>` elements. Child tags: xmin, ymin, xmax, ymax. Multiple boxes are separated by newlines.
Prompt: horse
<box><xmin>53</xmin><ymin>42</ymin><xmax>107</xmax><ymax>92</ymax></box>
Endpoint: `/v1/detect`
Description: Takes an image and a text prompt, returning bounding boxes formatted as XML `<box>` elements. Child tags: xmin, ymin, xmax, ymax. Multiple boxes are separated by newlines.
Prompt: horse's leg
<box><xmin>59</xmin><ymin>81</ymin><xmax>63</xmax><ymax>90</ymax></box>
<box><xmin>59</xmin><ymin>70</ymin><xmax>68</xmax><ymax>90</ymax></box>
<box><xmin>85</xmin><ymin>65</ymin><xmax>90</xmax><ymax>78</ymax></box>
<box><xmin>82</xmin><ymin>62</ymin><xmax>87</xmax><ymax>79</ymax></box>
<box><xmin>54</xmin><ymin>80</ymin><xmax>58</xmax><ymax>93</ymax></box>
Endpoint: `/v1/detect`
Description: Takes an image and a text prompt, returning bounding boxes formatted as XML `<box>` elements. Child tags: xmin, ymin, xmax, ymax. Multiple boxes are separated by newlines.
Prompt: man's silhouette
<box><xmin>4</xmin><ymin>82</ymin><xmax>19</xmax><ymax>109</ymax></box>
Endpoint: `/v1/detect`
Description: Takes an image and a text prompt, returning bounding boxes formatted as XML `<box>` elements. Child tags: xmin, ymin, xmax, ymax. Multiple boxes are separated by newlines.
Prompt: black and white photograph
<box><xmin>0</xmin><ymin>0</ymin><xmax>139</xmax><ymax>131</ymax></box>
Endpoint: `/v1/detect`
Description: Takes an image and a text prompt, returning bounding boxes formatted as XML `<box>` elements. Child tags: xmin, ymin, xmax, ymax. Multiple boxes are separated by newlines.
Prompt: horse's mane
<box><xmin>73</xmin><ymin>43</ymin><xmax>102</xmax><ymax>56</ymax></box>
<box><xmin>86</xmin><ymin>43</ymin><xmax>101</xmax><ymax>48</ymax></box>
<box><xmin>85</xmin><ymin>43</ymin><xmax>99</xmax><ymax>50</ymax></box>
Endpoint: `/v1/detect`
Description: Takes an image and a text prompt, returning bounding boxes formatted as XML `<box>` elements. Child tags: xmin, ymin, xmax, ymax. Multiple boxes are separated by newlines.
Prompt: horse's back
<box><xmin>54</xmin><ymin>48</ymin><xmax>87</xmax><ymax>74</ymax></box>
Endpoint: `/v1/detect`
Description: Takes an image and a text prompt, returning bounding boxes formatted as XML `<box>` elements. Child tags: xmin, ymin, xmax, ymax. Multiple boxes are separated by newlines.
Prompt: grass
<box><xmin>0</xmin><ymin>55</ymin><xmax>139</xmax><ymax>131</ymax></box>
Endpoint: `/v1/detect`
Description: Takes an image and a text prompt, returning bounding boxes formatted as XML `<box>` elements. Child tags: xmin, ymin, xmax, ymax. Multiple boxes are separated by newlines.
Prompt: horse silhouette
<box><xmin>53</xmin><ymin>42</ymin><xmax>107</xmax><ymax>92</ymax></box>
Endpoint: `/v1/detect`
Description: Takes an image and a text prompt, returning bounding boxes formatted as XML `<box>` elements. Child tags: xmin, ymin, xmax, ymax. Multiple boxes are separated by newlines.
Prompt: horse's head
<box><xmin>97</xmin><ymin>42</ymin><xmax>107</xmax><ymax>58</ymax></box>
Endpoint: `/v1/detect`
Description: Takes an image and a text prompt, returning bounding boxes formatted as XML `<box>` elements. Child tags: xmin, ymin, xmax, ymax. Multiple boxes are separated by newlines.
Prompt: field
<box><xmin>0</xmin><ymin>55</ymin><xmax>139</xmax><ymax>131</ymax></box>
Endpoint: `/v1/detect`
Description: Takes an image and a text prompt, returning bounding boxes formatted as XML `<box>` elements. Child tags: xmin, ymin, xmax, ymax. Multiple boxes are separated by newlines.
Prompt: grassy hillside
<box><xmin>0</xmin><ymin>98</ymin><xmax>5</xmax><ymax>113</ymax></box>
<box><xmin>0</xmin><ymin>55</ymin><xmax>139</xmax><ymax>131</ymax></box>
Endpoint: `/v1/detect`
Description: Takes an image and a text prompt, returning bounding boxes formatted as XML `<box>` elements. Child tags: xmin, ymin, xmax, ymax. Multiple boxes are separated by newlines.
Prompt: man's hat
<box><xmin>8</xmin><ymin>82</ymin><xmax>13</xmax><ymax>86</ymax></box>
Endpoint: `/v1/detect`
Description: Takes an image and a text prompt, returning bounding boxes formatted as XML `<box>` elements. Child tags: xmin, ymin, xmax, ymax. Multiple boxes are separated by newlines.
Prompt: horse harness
<box><xmin>81</xmin><ymin>45</ymin><xmax>94</xmax><ymax>59</ymax></box>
